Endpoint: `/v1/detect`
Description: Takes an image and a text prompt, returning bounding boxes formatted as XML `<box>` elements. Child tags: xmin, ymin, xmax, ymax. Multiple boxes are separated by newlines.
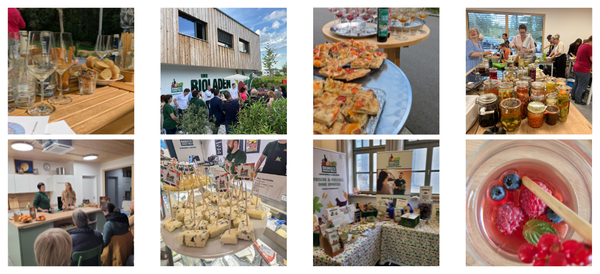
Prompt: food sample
<box><xmin>178</xmin><ymin>230</ymin><xmax>210</xmax><ymax>247</ymax></box>
<box><xmin>313</xmin><ymin>79</ymin><xmax>324</xmax><ymax>97</ymax></box>
<box><xmin>352</xmin><ymin>90</ymin><xmax>380</xmax><ymax>115</ymax></box>
<box><xmin>220</xmin><ymin>210</ymin><xmax>237</xmax><ymax>220</ymax></box>
<box><xmin>183</xmin><ymin>220</ymin><xmax>208</xmax><ymax>231</ymax></box>
<box><xmin>208</xmin><ymin>219</ymin><xmax>230</xmax><ymax>238</ymax></box>
<box><xmin>220</xmin><ymin>229</ymin><xmax>239</xmax><ymax>245</ymax></box>
<box><xmin>314</xmin><ymin>39</ymin><xmax>387</xmax><ymax>81</ymax></box>
<box><xmin>233</xmin><ymin>216</ymin><xmax>248</xmax><ymax>228</ymax></box>
<box><xmin>204</xmin><ymin>211</ymin><xmax>218</xmax><ymax>224</ymax></box>
<box><xmin>249</xmin><ymin>195</ymin><xmax>262</xmax><ymax>206</ymax></box>
<box><xmin>247</xmin><ymin>207</ymin><xmax>266</xmax><ymax>220</ymax></box>
<box><xmin>237</xmin><ymin>222</ymin><xmax>256</xmax><ymax>242</ymax></box>
<box><xmin>162</xmin><ymin>217</ymin><xmax>183</xmax><ymax>232</ymax></box>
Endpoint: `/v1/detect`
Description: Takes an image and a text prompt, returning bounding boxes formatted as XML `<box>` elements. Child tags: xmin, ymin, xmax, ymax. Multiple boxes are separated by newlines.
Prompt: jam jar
<box><xmin>500</xmin><ymin>98</ymin><xmax>522</xmax><ymax>132</ymax></box>
<box><xmin>516</xmin><ymin>81</ymin><xmax>529</xmax><ymax>119</ymax></box>
<box><xmin>531</xmin><ymin>81</ymin><xmax>546</xmax><ymax>95</ymax></box>
<box><xmin>556</xmin><ymin>85</ymin><xmax>572</xmax><ymax>122</ymax></box>
<box><xmin>483</xmin><ymin>79</ymin><xmax>499</xmax><ymax>96</ymax></box>
<box><xmin>545</xmin><ymin>105</ymin><xmax>559</xmax><ymax>126</ymax></box>
<box><xmin>530</xmin><ymin>93</ymin><xmax>545</xmax><ymax>104</ymax></box>
<box><xmin>545</xmin><ymin>77</ymin><xmax>556</xmax><ymax>93</ymax></box>
<box><xmin>545</xmin><ymin>93</ymin><xmax>558</xmax><ymax>106</ymax></box>
<box><xmin>476</xmin><ymin>93</ymin><xmax>499</xmax><ymax>127</ymax></box>
<box><xmin>527</xmin><ymin>101</ymin><xmax>545</xmax><ymax>128</ymax></box>
<box><xmin>498</xmin><ymin>82</ymin><xmax>514</xmax><ymax>102</ymax></box>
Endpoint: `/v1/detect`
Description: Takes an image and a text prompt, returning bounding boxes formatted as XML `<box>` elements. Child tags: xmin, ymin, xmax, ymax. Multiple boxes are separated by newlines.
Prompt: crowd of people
<box><xmin>466</xmin><ymin>24</ymin><xmax>592</xmax><ymax>105</ymax></box>
<box><xmin>161</xmin><ymin>82</ymin><xmax>287</xmax><ymax>134</ymax></box>
<box><xmin>33</xmin><ymin>201</ymin><xmax>134</xmax><ymax>266</ymax></box>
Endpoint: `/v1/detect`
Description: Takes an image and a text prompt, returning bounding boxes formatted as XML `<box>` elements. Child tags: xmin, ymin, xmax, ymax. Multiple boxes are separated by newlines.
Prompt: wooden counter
<box><xmin>321</xmin><ymin>20</ymin><xmax>430</xmax><ymax>67</ymax></box>
<box><xmin>467</xmin><ymin>104</ymin><xmax>592</xmax><ymax>134</ymax></box>
<box><xmin>8</xmin><ymin>207</ymin><xmax>106</xmax><ymax>266</ymax></box>
<box><xmin>9</xmin><ymin>73</ymin><xmax>134</xmax><ymax>134</ymax></box>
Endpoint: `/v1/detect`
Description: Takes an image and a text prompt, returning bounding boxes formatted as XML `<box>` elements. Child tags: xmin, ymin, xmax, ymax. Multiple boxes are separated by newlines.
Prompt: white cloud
<box><xmin>272</xmin><ymin>21</ymin><xmax>281</xmax><ymax>29</ymax></box>
<box><xmin>255</xmin><ymin>26</ymin><xmax>268</xmax><ymax>36</ymax></box>
<box><xmin>276</xmin><ymin>53</ymin><xmax>287</xmax><ymax>58</ymax></box>
<box><xmin>259</xmin><ymin>30</ymin><xmax>287</xmax><ymax>52</ymax></box>
<box><xmin>282</xmin><ymin>18</ymin><xmax>287</xmax><ymax>23</ymax></box>
<box><xmin>263</xmin><ymin>9</ymin><xmax>286</xmax><ymax>21</ymax></box>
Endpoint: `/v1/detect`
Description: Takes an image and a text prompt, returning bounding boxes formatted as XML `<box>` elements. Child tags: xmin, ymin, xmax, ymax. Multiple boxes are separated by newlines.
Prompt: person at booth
<box><xmin>225</xmin><ymin>140</ymin><xmax>246</xmax><ymax>173</ymax></box>
<box><xmin>255</xmin><ymin>140</ymin><xmax>287</xmax><ymax>176</ymax></box>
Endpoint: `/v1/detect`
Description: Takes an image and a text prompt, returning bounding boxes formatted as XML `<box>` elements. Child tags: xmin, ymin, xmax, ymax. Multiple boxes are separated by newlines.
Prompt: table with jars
<box><xmin>8</xmin><ymin>30</ymin><xmax>135</xmax><ymax>134</ymax></box>
<box><xmin>468</xmin><ymin>59</ymin><xmax>592</xmax><ymax>134</ymax></box>
<box><xmin>321</xmin><ymin>8</ymin><xmax>430</xmax><ymax>68</ymax></box>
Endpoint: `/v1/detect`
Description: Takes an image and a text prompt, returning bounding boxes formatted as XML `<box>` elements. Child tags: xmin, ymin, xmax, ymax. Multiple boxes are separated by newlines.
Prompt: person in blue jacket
<box><xmin>208</xmin><ymin>88</ymin><xmax>225</xmax><ymax>133</ymax></box>
<box><xmin>70</xmin><ymin>209</ymin><xmax>103</xmax><ymax>266</ymax></box>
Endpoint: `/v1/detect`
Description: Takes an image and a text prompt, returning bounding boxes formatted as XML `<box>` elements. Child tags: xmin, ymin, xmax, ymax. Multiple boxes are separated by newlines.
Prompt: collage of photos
<box><xmin>3</xmin><ymin>3</ymin><xmax>595</xmax><ymax>270</ymax></box>
<box><xmin>160</xmin><ymin>8</ymin><xmax>287</xmax><ymax>135</ymax></box>
<box><xmin>160</xmin><ymin>139</ymin><xmax>287</xmax><ymax>266</ymax></box>
<box><xmin>313</xmin><ymin>140</ymin><xmax>439</xmax><ymax>266</ymax></box>
<box><xmin>7</xmin><ymin>140</ymin><xmax>134</xmax><ymax>266</ymax></box>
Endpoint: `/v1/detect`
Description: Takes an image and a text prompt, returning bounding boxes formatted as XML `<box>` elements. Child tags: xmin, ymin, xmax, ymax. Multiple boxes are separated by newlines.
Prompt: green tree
<box><xmin>178</xmin><ymin>103</ymin><xmax>216</xmax><ymax>134</ymax></box>
<box><xmin>281</xmin><ymin>62</ymin><xmax>287</xmax><ymax>75</ymax></box>
<box><xmin>262</xmin><ymin>42</ymin><xmax>278</xmax><ymax>81</ymax></box>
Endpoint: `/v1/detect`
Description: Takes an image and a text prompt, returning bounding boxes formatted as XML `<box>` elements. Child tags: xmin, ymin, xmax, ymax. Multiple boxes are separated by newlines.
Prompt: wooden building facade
<box><xmin>161</xmin><ymin>8</ymin><xmax>261</xmax><ymax>71</ymax></box>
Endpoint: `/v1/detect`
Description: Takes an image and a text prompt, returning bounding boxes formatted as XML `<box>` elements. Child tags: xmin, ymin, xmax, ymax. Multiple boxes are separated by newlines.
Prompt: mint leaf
<box><xmin>523</xmin><ymin>219</ymin><xmax>558</xmax><ymax>245</ymax></box>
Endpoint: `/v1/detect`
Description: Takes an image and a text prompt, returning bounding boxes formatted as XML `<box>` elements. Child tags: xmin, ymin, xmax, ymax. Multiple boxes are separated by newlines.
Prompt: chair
<box><xmin>72</xmin><ymin>244</ymin><xmax>102</xmax><ymax>266</ymax></box>
<box><xmin>101</xmin><ymin>231</ymin><xmax>134</xmax><ymax>266</ymax></box>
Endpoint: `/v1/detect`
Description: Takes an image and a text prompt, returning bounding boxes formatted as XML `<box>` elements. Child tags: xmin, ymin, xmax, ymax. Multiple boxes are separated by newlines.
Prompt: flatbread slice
<box><xmin>353</xmin><ymin>90</ymin><xmax>380</xmax><ymax>115</ymax></box>
<box><xmin>313</xmin><ymin>101</ymin><xmax>342</xmax><ymax>126</ymax></box>
<box><xmin>345</xmin><ymin>69</ymin><xmax>371</xmax><ymax>81</ymax></box>
<box><xmin>313</xmin><ymin>79</ymin><xmax>324</xmax><ymax>98</ymax></box>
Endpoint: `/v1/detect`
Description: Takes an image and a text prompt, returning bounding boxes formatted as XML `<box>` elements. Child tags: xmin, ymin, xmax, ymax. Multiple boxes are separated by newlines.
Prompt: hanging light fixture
<box><xmin>83</xmin><ymin>154</ymin><xmax>98</xmax><ymax>161</ymax></box>
<box><xmin>11</xmin><ymin>141</ymin><xmax>34</xmax><ymax>151</ymax></box>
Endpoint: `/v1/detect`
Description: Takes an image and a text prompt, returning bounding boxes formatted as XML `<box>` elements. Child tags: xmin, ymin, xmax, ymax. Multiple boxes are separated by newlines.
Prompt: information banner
<box><xmin>376</xmin><ymin>150</ymin><xmax>413</xmax><ymax>196</ymax></box>
<box><xmin>313</xmin><ymin>148</ymin><xmax>348</xmax><ymax>224</ymax></box>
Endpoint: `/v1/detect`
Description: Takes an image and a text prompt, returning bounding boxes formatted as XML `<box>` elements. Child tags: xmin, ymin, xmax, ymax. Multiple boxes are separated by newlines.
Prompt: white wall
<box><xmin>8</xmin><ymin>157</ymin><xmax>71</xmax><ymax>175</ymax></box>
<box><xmin>99</xmin><ymin>156</ymin><xmax>134</xmax><ymax>202</ymax></box>
<box><xmin>161</xmin><ymin>64</ymin><xmax>254</xmax><ymax>95</ymax></box>
<box><xmin>72</xmin><ymin>161</ymin><xmax>101</xmax><ymax>204</ymax></box>
<box><xmin>468</xmin><ymin>8</ymin><xmax>592</xmax><ymax>49</ymax></box>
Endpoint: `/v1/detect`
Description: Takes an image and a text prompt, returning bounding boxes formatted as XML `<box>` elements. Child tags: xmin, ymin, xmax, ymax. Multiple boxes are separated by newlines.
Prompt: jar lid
<box><xmin>531</xmin><ymin>93</ymin><xmax>545</xmax><ymax>100</ymax></box>
<box><xmin>531</xmin><ymin>82</ymin><xmax>545</xmax><ymax>88</ymax></box>
<box><xmin>521</xmin><ymin>76</ymin><xmax>532</xmax><ymax>81</ymax></box>
<box><xmin>556</xmin><ymin>78</ymin><xmax>567</xmax><ymax>82</ymax></box>
<box><xmin>528</xmin><ymin>101</ymin><xmax>546</xmax><ymax>113</ymax></box>
<box><xmin>505</xmin><ymin>66</ymin><xmax>517</xmax><ymax>71</ymax></box>
<box><xmin>546</xmin><ymin>93</ymin><xmax>557</xmax><ymax>99</ymax></box>
<box><xmin>499</xmin><ymin>82</ymin><xmax>513</xmax><ymax>88</ymax></box>
<box><xmin>477</xmin><ymin>93</ymin><xmax>497</xmax><ymax>104</ymax></box>
<box><xmin>546</xmin><ymin>105</ymin><xmax>559</xmax><ymax>113</ymax></box>
<box><xmin>516</xmin><ymin>80</ymin><xmax>528</xmax><ymax>86</ymax></box>
<box><xmin>500</xmin><ymin>98</ymin><xmax>521</xmax><ymax>108</ymax></box>
<box><xmin>484</xmin><ymin>79</ymin><xmax>499</xmax><ymax>85</ymax></box>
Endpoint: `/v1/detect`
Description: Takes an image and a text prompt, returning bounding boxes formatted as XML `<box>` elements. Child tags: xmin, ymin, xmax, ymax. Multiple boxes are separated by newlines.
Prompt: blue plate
<box><xmin>8</xmin><ymin>122</ymin><xmax>25</xmax><ymax>135</ymax></box>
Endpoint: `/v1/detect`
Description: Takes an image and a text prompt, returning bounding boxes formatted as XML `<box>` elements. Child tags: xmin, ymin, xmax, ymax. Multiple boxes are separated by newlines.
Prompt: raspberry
<box><xmin>520</xmin><ymin>181</ymin><xmax>552</xmax><ymax>218</ymax></box>
<box><xmin>496</xmin><ymin>203</ymin><xmax>525</xmax><ymax>235</ymax></box>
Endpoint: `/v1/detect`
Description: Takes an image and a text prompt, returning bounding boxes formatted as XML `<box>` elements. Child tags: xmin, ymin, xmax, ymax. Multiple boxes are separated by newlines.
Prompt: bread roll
<box><xmin>95</xmin><ymin>60</ymin><xmax>110</xmax><ymax>70</ymax></box>
<box><xmin>100</xmin><ymin>69</ymin><xmax>113</xmax><ymax>80</ymax></box>
<box><xmin>85</xmin><ymin>56</ymin><xmax>97</xmax><ymax>68</ymax></box>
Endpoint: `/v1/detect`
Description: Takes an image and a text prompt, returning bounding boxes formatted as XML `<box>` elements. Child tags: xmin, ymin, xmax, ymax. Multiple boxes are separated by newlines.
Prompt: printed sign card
<box><xmin>420</xmin><ymin>186</ymin><xmax>433</xmax><ymax>203</ymax></box>
<box><xmin>236</xmin><ymin>163</ymin><xmax>256</xmax><ymax>180</ymax></box>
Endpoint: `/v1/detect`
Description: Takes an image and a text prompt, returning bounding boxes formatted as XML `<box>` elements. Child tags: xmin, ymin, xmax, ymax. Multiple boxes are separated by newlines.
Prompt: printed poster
<box><xmin>376</xmin><ymin>151</ymin><xmax>413</xmax><ymax>196</ymax></box>
<box><xmin>313</xmin><ymin>147</ymin><xmax>348</xmax><ymax>224</ymax></box>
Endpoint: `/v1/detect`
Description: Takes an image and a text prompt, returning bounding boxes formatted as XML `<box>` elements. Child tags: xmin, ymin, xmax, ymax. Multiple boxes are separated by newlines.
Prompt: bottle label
<box><xmin>378</xmin><ymin>9</ymin><xmax>389</xmax><ymax>37</ymax></box>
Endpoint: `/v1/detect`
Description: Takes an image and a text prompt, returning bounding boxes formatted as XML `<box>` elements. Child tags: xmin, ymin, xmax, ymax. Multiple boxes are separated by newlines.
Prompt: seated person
<box><xmin>70</xmin><ymin>209</ymin><xmax>103</xmax><ymax>266</ymax></box>
<box><xmin>101</xmin><ymin>202</ymin><xmax>130</xmax><ymax>247</ymax></box>
<box><xmin>34</xmin><ymin>228</ymin><xmax>72</xmax><ymax>266</ymax></box>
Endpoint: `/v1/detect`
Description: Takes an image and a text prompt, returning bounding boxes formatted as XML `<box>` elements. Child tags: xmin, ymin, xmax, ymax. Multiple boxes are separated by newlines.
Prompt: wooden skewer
<box><xmin>166</xmin><ymin>182</ymin><xmax>173</xmax><ymax>220</ymax></box>
<box><xmin>522</xmin><ymin>176</ymin><xmax>592</xmax><ymax>242</ymax></box>
<box><xmin>235</xmin><ymin>180</ymin><xmax>241</xmax><ymax>214</ymax></box>
<box><xmin>228</xmin><ymin>182</ymin><xmax>233</xmax><ymax>234</ymax></box>
<box><xmin>216</xmin><ymin>177</ymin><xmax>220</xmax><ymax>220</ymax></box>
<box><xmin>244</xmin><ymin>182</ymin><xmax>249</xmax><ymax>225</ymax></box>
<box><xmin>255</xmin><ymin>174</ymin><xmax>261</xmax><ymax>209</ymax></box>
<box><xmin>191</xmin><ymin>188</ymin><xmax>196</xmax><ymax>228</ymax></box>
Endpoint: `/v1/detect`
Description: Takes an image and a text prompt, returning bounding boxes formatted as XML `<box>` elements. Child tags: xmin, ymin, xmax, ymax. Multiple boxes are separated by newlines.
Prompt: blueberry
<box><xmin>503</xmin><ymin>173</ymin><xmax>522</xmax><ymax>190</ymax></box>
<box><xmin>546</xmin><ymin>207</ymin><xmax>563</xmax><ymax>223</ymax></box>
<box><xmin>490</xmin><ymin>185</ymin><xmax>506</xmax><ymax>201</ymax></box>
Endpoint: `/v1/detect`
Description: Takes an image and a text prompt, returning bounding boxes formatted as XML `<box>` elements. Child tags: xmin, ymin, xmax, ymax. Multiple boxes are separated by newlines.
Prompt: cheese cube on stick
<box><xmin>178</xmin><ymin>230</ymin><xmax>209</xmax><ymax>247</ymax></box>
<box><xmin>208</xmin><ymin>219</ymin><xmax>229</xmax><ymax>238</ymax></box>
<box><xmin>220</xmin><ymin>229</ymin><xmax>238</xmax><ymax>245</ymax></box>
<box><xmin>237</xmin><ymin>222</ymin><xmax>255</xmax><ymax>242</ymax></box>
<box><xmin>162</xmin><ymin>217</ymin><xmax>183</xmax><ymax>232</ymax></box>
<box><xmin>247</xmin><ymin>207</ymin><xmax>266</xmax><ymax>220</ymax></box>
<box><xmin>233</xmin><ymin>216</ymin><xmax>247</xmax><ymax>228</ymax></box>
<box><xmin>220</xmin><ymin>210</ymin><xmax>237</xmax><ymax>220</ymax></box>
<box><xmin>204</xmin><ymin>211</ymin><xmax>218</xmax><ymax>224</ymax></box>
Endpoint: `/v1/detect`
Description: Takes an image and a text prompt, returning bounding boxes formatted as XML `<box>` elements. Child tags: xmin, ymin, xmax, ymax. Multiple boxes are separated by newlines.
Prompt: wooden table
<box><xmin>465</xmin><ymin>140</ymin><xmax>591</xmax><ymax>266</ymax></box>
<box><xmin>9</xmin><ymin>74</ymin><xmax>134</xmax><ymax>134</ymax></box>
<box><xmin>322</xmin><ymin>21</ymin><xmax>430</xmax><ymax>67</ymax></box>
<box><xmin>8</xmin><ymin>207</ymin><xmax>105</xmax><ymax>266</ymax></box>
<box><xmin>467</xmin><ymin>104</ymin><xmax>592</xmax><ymax>134</ymax></box>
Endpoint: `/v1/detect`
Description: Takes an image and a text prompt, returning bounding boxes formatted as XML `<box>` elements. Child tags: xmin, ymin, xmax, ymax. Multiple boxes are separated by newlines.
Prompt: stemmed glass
<box><xmin>397</xmin><ymin>9</ymin><xmax>409</xmax><ymax>41</ymax></box>
<box><xmin>95</xmin><ymin>34</ymin><xmax>113</xmax><ymax>60</ymax></box>
<box><xmin>390</xmin><ymin>8</ymin><xmax>400</xmax><ymax>39</ymax></box>
<box><xmin>344</xmin><ymin>8</ymin><xmax>357</xmax><ymax>35</ymax></box>
<box><xmin>25</xmin><ymin>31</ymin><xmax>57</xmax><ymax>116</ymax></box>
<box><xmin>335</xmin><ymin>8</ymin><xmax>344</xmax><ymax>25</ymax></box>
<box><xmin>49</xmin><ymin>32</ymin><xmax>76</xmax><ymax>105</ymax></box>
<box><xmin>8</xmin><ymin>32</ymin><xmax>19</xmax><ymax>113</ymax></box>
<box><xmin>407</xmin><ymin>8</ymin><xmax>418</xmax><ymax>36</ymax></box>
<box><xmin>368</xmin><ymin>8</ymin><xmax>377</xmax><ymax>33</ymax></box>
<box><xmin>329</xmin><ymin>8</ymin><xmax>338</xmax><ymax>24</ymax></box>
<box><xmin>417</xmin><ymin>8</ymin><xmax>430</xmax><ymax>34</ymax></box>
<box><xmin>359</xmin><ymin>8</ymin><xmax>372</xmax><ymax>34</ymax></box>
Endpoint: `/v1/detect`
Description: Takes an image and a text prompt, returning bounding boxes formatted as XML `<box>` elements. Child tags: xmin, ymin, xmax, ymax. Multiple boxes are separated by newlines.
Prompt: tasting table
<box><xmin>8</xmin><ymin>207</ymin><xmax>105</xmax><ymax>266</ymax></box>
<box><xmin>313</xmin><ymin>221</ymin><xmax>440</xmax><ymax>266</ymax></box>
<box><xmin>321</xmin><ymin>21</ymin><xmax>430</xmax><ymax>68</ymax></box>
<box><xmin>467</xmin><ymin>104</ymin><xmax>592</xmax><ymax>134</ymax></box>
<box><xmin>9</xmin><ymin>73</ymin><xmax>135</xmax><ymax>134</ymax></box>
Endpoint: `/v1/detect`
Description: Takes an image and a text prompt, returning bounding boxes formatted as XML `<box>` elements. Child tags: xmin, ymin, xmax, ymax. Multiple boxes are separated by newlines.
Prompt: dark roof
<box><xmin>215</xmin><ymin>8</ymin><xmax>260</xmax><ymax>37</ymax></box>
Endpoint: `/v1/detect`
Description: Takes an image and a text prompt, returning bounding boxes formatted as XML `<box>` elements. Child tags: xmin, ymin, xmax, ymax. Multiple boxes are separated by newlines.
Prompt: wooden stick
<box><xmin>255</xmin><ymin>174</ymin><xmax>261</xmax><ymax>209</ymax></box>
<box><xmin>166</xmin><ymin>182</ymin><xmax>173</xmax><ymax>220</ymax></box>
<box><xmin>244</xmin><ymin>182</ymin><xmax>249</xmax><ymax>225</ymax></box>
<box><xmin>522</xmin><ymin>176</ymin><xmax>592</xmax><ymax>242</ymax></box>
<box><xmin>191</xmin><ymin>188</ymin><xmax>196</xmax><ymax>227</ymax></box>
<box><xmin>235</xmin><ymin>180</ymin><xmax>241</xmax><ymax>214</ymax></box>
<box><xmin>216</xmin><ymin>177</ymin><xmax>220</xmax><ymax>220</ymax></box>
<box><xmin>228</xmin><ymin>183</ymin><xmax>233</xmax><ymax>233</ymax></box>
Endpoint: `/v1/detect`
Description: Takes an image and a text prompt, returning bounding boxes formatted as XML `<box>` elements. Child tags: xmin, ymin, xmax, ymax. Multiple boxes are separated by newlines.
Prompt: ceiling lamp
<box><xmin>11</xmin><ymin>141</ymin><xmax>34</xmax><ymax>151</ymax></box>
<box><xmin>83</xmin><ymin>154</ymin><xmax>98</xmax><ymax>161</ymax></box>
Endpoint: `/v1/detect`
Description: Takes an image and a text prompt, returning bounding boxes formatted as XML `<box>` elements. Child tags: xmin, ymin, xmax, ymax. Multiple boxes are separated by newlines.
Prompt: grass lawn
<box><xmin>259</xmin><ymin>75</ymin><xmax>287</xmax><ymax>82</ymax></box>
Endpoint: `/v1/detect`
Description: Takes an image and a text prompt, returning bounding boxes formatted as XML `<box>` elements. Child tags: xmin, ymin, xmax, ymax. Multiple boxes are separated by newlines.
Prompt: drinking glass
<box><xmin>397</xmin><ymin>9</ymin><xmax>409</xmax><ymax>41</ymax></box>
<box><xmin>335</xmin><ymin>8</ymin><xmax>344</xmax><ymax>25</ymax></box>
<box><xmin>329</xmin><ymin>8</ymin><xmax>338</xmax><ymax>24</ymax></box>
<box><xmin>390</xmin><ymin>8</ymin><xmax>399</xmax><ymax>39</ymax></box>
<box><xmin>49</xmin><ymin>32</ymin><xmax>76</xmax><ymax>105</ymax></box>
<box><xmin>345</xmin><ymin>8</ymin><xmax>357</xmax><ymax>35</ymax></box>
<box><xmin>360</xmin><ymin>9</ymin><xmax>372</xmax><ymax>34</ymax></box>
<box><xmin>8</xmin><ymin>32</ymin><xmax>20</xmax><ymax>113</ymax></box>
<box><xmin>407</xmin><ymin>8</ymin><xmax>418</xmax><ymax>36</ymax></box>
<box><xmin>95</xmin><ymin>34</ymin><xmax>113</xmax><ymax>60</ymax></box>
<box><xmin>417</xmin><ymin>8</ymin><xmax>430</xmax><ymax>34</ymax></box>
<box><xmin>25</xmin><ymin>31</ymin><xmax>57</xmax><ymax>116</ymax></box>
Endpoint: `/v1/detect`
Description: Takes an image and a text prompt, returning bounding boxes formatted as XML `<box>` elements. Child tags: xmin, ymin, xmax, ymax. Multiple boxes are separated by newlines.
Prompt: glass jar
<box><xmin>489</xmin><ymin>67</ymin><xmax>498</xmax><ymax>80</ymax></box>
<box><xmin>500</xmin><ymin>98</ymin><xmax>522</xmax><ymax>132</ymax></box>
<box><xmin>545</xmin><ymin>93</ymin><xmax>558</xmax><ymax>106</ymax></box>
<box><xmin>555</xmin><ymin>77</ymin><xmax>567</xmax><ymax>87</ymax></box>
<box><xmin>515</xmin><ymin>81</ymin><xmax>529</xmax><ymax>119</ymax></box>
<box><xmin>530</xmin><ymin>93</ymin><xmax>545</xmax><ymax>104</ymax></box>
<box><xmin>498</xmin><ymin>82</ymin><xmax>514</xmax><ymax>102</ymax></box>
<box><xmin>476</xmin><ymin>93</ymin><xmax>499</xmax><ymax>127</ymax></box>
<box><xmin>517</xmin><ymin>69</ymin><xmax>528</xmax><ymax>79</ymax></box>
<box><xmin>556</xmin><ymin>85</ymin><xmax>571</xmax><ymax>122</ymax></box>
<box><xmin>545</xmin><ymin>105</ymin><xmax>560</xmax><ymax>126</ymax></box>
<box><xmin>546</xmin><ymin>77</ymin><xmax>556</xmax><ymax>93</ymax></box>
<box><xmin>13</xmin><ymin>73</ymin><xmax>37</xmax><ymax>109</ymax></box>
<box><xmin>483</xmin><ymin>79</ymin><xmax>499</xmax><ymax>95</ymax></box>
<box><xmin>504</xmin><ymin>66</ymin><xmax>517</xmax><ymax>83</ymax></box>
<box><xmin>528</xmin><ymin>64</ymin><xmax>537</xmax><ymax>82</ymax></box>
<box><xmin>520</xmin><ymin>76</ymin><xmax>532</xmax><ymax>87</ymax></box>
<box><xmin>527</xmin><ymin>101</ymin><xmax>545</xmax><ymax>128</ymax></box>
<box><xmin>531</xmin><ymin>82</ymin><xmax>546</xmax><ymax>95</ymax></box>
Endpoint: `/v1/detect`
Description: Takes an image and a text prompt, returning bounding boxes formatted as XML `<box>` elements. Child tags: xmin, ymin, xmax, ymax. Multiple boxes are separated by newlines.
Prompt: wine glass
<box><xmin>407</xmin><ymin>8</ymin><xmax>418</xmax><ymax>36</ymax></box>
<box><xmin>329</xmin><ymin>8</ymin><xmax>338</xmax><ymax>24</ymax></box>
<box><xmin>368</xmin><ymin>8</ymin><xmax>378</xmax><ymax>32</ymax></box>
<box><xmin>397</xmin><ymin>9</ymin><xmax>409</xmax><ymax>41</ymax></box>
<box><xmin>360</xmin><ymin>8</ymin><xmax>371</xmax><ymax>34</ymax></box>
<box><xmin>95</xmin><ymin>34</ymin><xmax>112</xmax><ymax>60</ymax></box>
<box><xmin>417</xmin><ymin>8</ymin><xmax>430</xmax><ymax>34</ymax></box>
<box><xmin>8</xmin><ymin>32</ymin><xmax>20</xmax><ymax>113</ymax></box>
<box><xmin>25</xmin><ymin>31</ymin><xmax>57</xmax><ymax>116</ymax></box>
<box><xmin>344</xmin><ymin>8</ymin><xmax>357</xmax><ymax>35</ymax></box>
<box><xmin>49</xmin><ymin>32</ymin><xmax>76</xmax><ymax>105</ymax></box>
<box><xmin>335</xmin><ymin>8</ymin><xmax>344</xmax><ymax>25</ymax></box>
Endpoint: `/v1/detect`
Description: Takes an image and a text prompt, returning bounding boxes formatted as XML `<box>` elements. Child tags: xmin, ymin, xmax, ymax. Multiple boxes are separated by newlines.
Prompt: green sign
<box><xmin>201</xmin><ymin>74</ymin><xmax>208</xmax><ymax>78</ymax></box>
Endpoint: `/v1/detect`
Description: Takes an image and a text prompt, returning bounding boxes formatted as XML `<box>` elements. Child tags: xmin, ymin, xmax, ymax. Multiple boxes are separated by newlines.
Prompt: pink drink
<box><xmin>346</xmin><ymin>14</ymin><xmax>355</xmax><ymax>21</ymax></box>
<box><xmin>362</xmin><ymin>14</ymin><xmax>371</xmax><ymax>21</ymax></box>
<box><xmin>490</xmin><ymin>71</ymin><xmax>497</xmax><ymax>79</ymax></box>
<box><xmin>477</xmin><ymin>160</ymin><xmax>575</xmax><ymax>261</ymax></box>
<box><xmin>336</xmin><ymin>12</ymin><xmax>344</xmax><ymax>19</ymax></box>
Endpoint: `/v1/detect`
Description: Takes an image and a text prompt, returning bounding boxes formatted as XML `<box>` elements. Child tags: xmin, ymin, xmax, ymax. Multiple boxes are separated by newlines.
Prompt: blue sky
<box><xmin>219</xmin><ymin>8</ymin><xmax>287</xmax><ymax>70</ymax></box>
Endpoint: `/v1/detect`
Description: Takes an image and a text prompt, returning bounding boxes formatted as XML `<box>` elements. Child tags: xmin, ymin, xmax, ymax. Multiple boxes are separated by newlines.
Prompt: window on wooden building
<box><xmin>217</xmin><ymin>29</ymin><xmax>233</xmax><ymax>49</ymax></box>
<box><xmin>239</xmin><ymin>39</ymin><xmax>249</xmax><ymax>54</ymax></box>
<box><xmin>178</xmin><ymin>12</ymin><xmax>207</xmax><ymax>41</ymax></box>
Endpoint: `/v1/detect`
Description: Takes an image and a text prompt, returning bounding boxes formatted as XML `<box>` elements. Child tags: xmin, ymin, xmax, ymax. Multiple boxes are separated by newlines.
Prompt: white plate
<box><xmin>74</xmin><ymin>71</ymin><xmax>124</xmax><ymax>86</ymax></box>
<box><xmin>161</xmin><ymin>200</ymin><xmax>268</xmax><ymax>259</ymax></box>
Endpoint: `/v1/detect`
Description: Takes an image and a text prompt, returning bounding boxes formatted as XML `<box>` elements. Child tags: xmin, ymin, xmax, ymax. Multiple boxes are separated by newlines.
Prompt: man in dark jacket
<box><xmin>209</xmin><ymin>89</ymin><xmax>225</xmax><ymax>133</ymax></box>
<box><xmin>190</xmin><ymin>91</ymin><xmax>208</xmax><ymax>115</ymax></box>
<box><xmin>70</xmin><ymin>209</ymin><xmax>103</xmax><ymax>266</ymax></box>
<box><xmin>222</xmin><ymin>91</ymin><xmax>240</xmax><ymax>134</ymax></box>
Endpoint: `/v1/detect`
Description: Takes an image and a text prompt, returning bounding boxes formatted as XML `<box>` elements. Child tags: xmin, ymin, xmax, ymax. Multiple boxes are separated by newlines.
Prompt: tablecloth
<box><xmin>313</xmin><ymin>223</ymin><xmax>383</xmax><ymax>266</ymax></box>
<box><xmin>380</xmin><ymin>222</ymin><xmax>440</xmax><ymax>266</ymax></box>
